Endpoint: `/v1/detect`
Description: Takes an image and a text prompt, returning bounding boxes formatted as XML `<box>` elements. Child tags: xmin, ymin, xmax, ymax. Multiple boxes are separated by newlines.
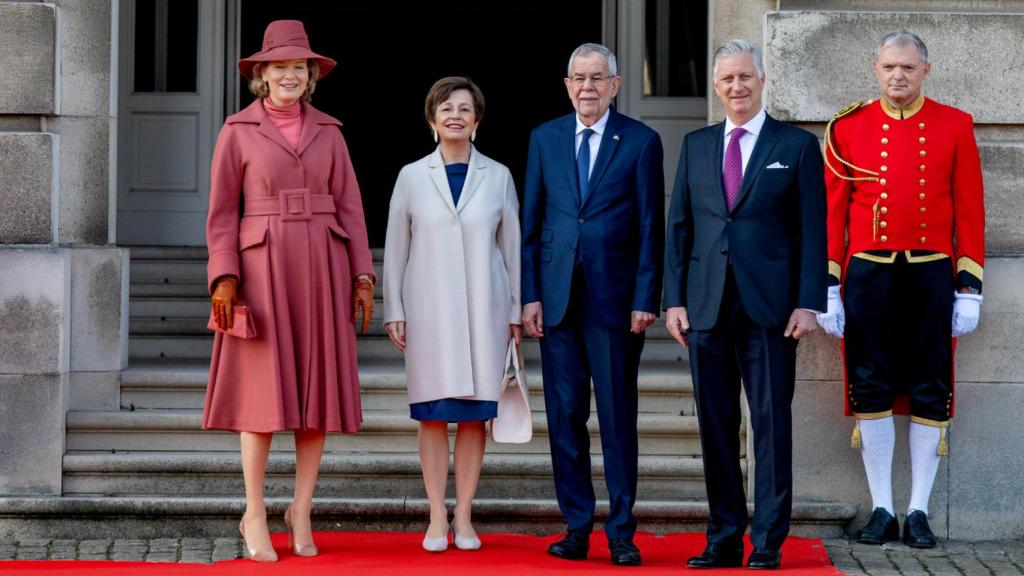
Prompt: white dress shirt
<box><xmin>574</xmin><ymin>109</ymin><xmax>611</xmax><ymax>179</ymax></box>
<box><xmin>722</xmin><ymin>108</ymin><xmax>767</xmax><ymax>175</ymax></box>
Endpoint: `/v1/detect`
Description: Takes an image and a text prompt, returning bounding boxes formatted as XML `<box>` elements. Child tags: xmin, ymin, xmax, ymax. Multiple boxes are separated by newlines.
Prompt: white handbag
<box><xmin>491</xmin><ymin>338</ymin><xmax>532</xmax><ymax>443</ymax></box>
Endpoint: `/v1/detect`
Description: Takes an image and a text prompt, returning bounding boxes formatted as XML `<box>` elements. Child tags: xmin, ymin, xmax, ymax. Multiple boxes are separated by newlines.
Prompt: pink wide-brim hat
<box><xmin>238</xmin><ymin>20</ymin><xmax>337</xmax><ymax>80</ymax></box>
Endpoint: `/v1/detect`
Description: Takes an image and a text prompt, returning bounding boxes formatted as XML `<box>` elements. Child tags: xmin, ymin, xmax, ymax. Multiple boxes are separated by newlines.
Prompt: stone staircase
<box><xmin>3</xmin><ymin>247</ymin><xmax>856</xmax><ymax>539</ymax></box>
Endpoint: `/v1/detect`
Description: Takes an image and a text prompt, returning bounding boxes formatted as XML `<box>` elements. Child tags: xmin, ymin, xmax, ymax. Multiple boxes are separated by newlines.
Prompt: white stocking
<box><xmin>858</xmin><ymin>416</ymin><xmax>895</xmax><ymax>516</ymax></box>
<box><xmin>908</xmin><ymin>421</ymin><xmax>942</xmax><ymax>515</ymax></box>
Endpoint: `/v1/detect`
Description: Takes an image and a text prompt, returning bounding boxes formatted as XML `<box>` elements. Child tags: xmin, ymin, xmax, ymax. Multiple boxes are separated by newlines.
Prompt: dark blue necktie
<box><xmin>577</xmin><ymin>128</ymin><xmax>595</xmax><ymax>201</ymax></box>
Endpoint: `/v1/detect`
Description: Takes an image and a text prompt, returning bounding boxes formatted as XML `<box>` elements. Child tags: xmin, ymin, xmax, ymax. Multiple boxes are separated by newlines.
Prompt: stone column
<box><xmin>0</xmin><ymin>1</ymin><xmax>127</xmax><ymax>496</ymax></box>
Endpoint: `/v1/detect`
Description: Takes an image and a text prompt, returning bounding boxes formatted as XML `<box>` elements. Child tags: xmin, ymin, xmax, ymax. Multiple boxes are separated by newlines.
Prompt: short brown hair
<box><xmin>424</xmin><ymin>76</ymin><xmax>485</xmax><ymax>125</ymax></box>
<box><xmin>248</xmin><ymin>60</ymin><xmax>320</xmax><ymax>102</ymax></box>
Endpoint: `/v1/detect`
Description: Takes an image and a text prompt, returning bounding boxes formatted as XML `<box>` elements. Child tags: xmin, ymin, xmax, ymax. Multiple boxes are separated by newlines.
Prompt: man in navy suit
<box><xmin>663</xmin><ymin>40</ymin><xmax>826</xmax><ymax>570</ymax></box>
<box><xmin>521</xmin><ymin>42</ymin><xmax>664</xmax><ymax>567</ymax></box>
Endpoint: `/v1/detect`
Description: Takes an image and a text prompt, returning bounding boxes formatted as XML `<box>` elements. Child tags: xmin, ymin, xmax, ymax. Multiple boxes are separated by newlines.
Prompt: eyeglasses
<box><xmin>569</xmin><ymin>74</ymin><xmax>615</xmax><ymax>87</ymax></box>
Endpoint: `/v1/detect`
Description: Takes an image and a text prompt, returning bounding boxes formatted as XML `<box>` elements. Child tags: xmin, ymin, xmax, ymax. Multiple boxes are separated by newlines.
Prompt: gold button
<box><xmin>919</xmin><ymin>122</ymin><xmax>926</xmax><ymax>129</ymax></box>
<box><xmin>880</xmin><ymin>178</ymin><xmax>887</xmax><ymax>186</ymax></box>
<box><xmin>920</xmin><ymin>165</ymin><xmax>926</xmax><ymax>172</ymax></box>
<box><xmin>881</xmin><ymin>235</ymin><xmax>888</xmax><ymax>243</ymax></box>
<box><xmin>881</xmin><ymin>192</ymin><xmax>889</xmax><ymax>199</ymax></box>
<box><xmin>919</xmin><ymin>136</ymin><xmax>926</xmax><ymax>144</ymax></box>
<box><xmin>882</xmin><ymin>124</ymin><xmax>890</xmax><ymax>131</ymax></box>
<box><xmin>881</xmin><ymin>137</ymin><xmax>889</xmax><ymax>145</ymax></box>
<box><xmin>920</xmin><ymin>179</ymin><xmax>926</xmax><ymax>186</ymax></box>
<box><xmin>920</xmin><ymin>150</ymin><xmax>927</xmax><ymax>157</ymax></box>
<box><xmin>881</xmin><ymin>165</ymin><xmax>888</xmax><ymax>172</ymax></box>
<box><xmin>920</xmin><ymin>236</ymin><xmax>927</xmax><ymax>244</ymax></box>
<box><xmin>920</xmin><ymin>207</ymin><xmax>927</xmax><ymax>214</ymax></box>
<box><xmin>881</xmin><ymin>207</ymin><xmax>888</xmax><ymax>214</ymax></box>
<box><xmin>880</xmin><ymin>221</ymin><xmax>888</xmax><ymax>228</ymax></box>
<box><xmin>919</xmin><ymin>193</ymin><xmax>926</xmax><ymax>200</ymax></box>
<box><xmin>881</xmin><ymin>151</ymin><xmax>889</xmax><ymax>158</ymax></box>
<box><xmin>920</xmin><ymin>223</ymin><xmax>927</xmax><ymax>229</ymax></box>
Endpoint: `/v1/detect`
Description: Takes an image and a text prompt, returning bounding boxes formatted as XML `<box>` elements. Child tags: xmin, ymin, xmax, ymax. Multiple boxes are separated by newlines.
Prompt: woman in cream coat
<box><xmin>383</xmin><ymin>77</ymin><xmax>521</xmax><ymax>552</ymax></box>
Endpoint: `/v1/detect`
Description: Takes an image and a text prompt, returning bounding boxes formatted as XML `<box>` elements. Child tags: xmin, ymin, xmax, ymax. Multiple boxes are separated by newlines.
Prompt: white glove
<box><xmin>815</xmin><ymin>285</ymin><xmax>845</xmax><ymax>338</ymax></box>
<box><xmin>951</xmin><ymin>292</ymin><xmax>983</xmax><ymax>337</ymax></box>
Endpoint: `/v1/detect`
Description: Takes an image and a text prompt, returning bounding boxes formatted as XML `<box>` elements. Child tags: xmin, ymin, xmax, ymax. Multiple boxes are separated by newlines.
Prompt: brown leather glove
<box><xmin>211</xmin><ymin>276</ymin><xmax>238</xmax><ymax>331</ymax></box>
<box><xmin>353</xmin><ymin>276</ymin><xmax>374</xmax><ymax>335</ymax></box>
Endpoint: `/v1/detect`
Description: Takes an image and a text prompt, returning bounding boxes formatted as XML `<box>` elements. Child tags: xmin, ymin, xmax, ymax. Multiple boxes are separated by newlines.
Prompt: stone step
<box><xmin>66</xmin><ymin>409</ymin><xmax>715</xmax><ymax>456</ymax></box>
<box><xmin>62</xmin><ymin>451</ymin><xmax>716</xmax><ymax>500</ymax></box>
<box><xmin>119</xmin><ymin>359</ymin><xmax>695</xmax><ymax>414</ymax></box>
<box><xmin>129</xmin><ymin>308</ymin><xmax>676</xmax><ymax>340</ymax></box>
<box><xmin>129</xmin><ymin>334</ymin><xmax>691</xmax><ymax>364</ymax></box>
<box><xmin>0</xmin><ymin>495</ymin><xmax>858</xmax><ymax>540</ymax></box>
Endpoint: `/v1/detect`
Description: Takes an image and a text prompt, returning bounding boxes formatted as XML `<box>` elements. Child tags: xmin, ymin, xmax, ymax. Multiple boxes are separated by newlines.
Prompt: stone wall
<box><xmin>0</xmin><ymin>0</ymin><xmax>127</xmax><ymax>495</ymax></box>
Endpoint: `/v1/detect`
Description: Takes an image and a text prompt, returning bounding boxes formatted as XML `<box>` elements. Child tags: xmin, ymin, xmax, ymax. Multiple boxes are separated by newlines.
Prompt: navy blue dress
<box><xmin>409</xmin><ymin>163</ymin><xmax>498</xmax><ymax>423</ymax></box>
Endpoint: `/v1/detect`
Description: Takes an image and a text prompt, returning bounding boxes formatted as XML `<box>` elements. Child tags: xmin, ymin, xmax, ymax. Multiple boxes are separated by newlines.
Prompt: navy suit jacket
<box><xmin>522</xmin><ymin>109</ymin><xmax>664</xmax><ymax>330</ymax></box>
<box><xmin>663</xmin><ymin>114</ymin><xmax>827</xmax><ymax>330</ymax></box>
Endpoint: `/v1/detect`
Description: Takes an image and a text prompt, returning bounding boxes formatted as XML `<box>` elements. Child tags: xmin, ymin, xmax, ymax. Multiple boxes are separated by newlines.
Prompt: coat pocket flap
<box><xmin>327</xmin><ymin>223</ymin><xmax>351</xmax><ymax>241</ymax></box>
<box><xmin>238</xmin><ymin>225</ymin><xmax>268</xmax><ymax>251</ymax></box>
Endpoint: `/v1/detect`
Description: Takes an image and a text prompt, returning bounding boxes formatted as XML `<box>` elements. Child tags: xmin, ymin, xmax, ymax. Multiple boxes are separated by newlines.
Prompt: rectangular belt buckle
<box><xmin>279</xmin><ymin>188</ymin><xmax>312</xmax><ymax>222</ymax></box>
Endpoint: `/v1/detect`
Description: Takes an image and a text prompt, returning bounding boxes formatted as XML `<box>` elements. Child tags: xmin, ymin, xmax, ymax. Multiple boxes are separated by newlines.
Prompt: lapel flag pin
<box><xmin>613</xmin><ymin>134</ymin><xmax>620</xmax><ymax>141</ymax></box>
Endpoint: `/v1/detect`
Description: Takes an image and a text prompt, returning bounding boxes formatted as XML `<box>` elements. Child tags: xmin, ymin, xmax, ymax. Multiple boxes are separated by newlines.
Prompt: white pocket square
<box><xmin>766</xmin><ymin>161</ymin><xmax>789</xmax><ymax>169</ymax></box>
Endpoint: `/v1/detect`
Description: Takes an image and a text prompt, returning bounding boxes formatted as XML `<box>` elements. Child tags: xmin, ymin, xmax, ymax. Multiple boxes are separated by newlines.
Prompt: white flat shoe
<box><xmin>422</xmin><ymin>523</ymin><xmax>449</xmax><ymax>552</ymax></box>
<box><xmin>453</xmin><ymin>522</ymin><xmax>481</xmax><ymax>551</ymax></box>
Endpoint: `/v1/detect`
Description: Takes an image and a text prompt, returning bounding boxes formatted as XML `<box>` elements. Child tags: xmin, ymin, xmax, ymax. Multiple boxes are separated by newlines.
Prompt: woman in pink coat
<box><xmin>204</xmin><ymin>20</ymin><xmax>374</xmax><ymax>562</ymax></box>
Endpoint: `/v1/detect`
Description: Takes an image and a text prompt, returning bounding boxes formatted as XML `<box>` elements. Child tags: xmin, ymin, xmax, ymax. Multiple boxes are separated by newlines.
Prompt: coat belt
<box><xmin>243</xmin><ymin>189</ymin><xmax>335</xmax><ymax>221</ymax></box>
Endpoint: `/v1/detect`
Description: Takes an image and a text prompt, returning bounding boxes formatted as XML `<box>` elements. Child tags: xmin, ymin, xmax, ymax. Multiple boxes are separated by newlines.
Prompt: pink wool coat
<box><xmin>203</xmin><ymin>99</ymin><xmax>374</xmax><ymax>433</ymax></box>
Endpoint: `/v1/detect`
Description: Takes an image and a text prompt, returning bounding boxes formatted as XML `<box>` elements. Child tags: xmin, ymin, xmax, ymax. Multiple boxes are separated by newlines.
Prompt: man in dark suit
<box><xmin>663</xmin><ymin>39</ymin><xmax>826</xmax><ymax>570</ymax></box>
<box><xmin>521</xmin><ymin>42</ymin><xmax>664</xmax><ymax>567</ymax></box>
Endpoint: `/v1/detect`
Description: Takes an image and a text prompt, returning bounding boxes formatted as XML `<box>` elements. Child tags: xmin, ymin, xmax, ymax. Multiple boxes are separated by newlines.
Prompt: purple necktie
<box><xmin>723</xmin><ymin>127</ymin><xmax>746</xmax><ymax>210</ymax></box>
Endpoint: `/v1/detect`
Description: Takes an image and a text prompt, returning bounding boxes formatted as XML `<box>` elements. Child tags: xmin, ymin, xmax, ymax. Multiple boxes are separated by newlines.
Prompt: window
<box><xmin>643</xmin><ymin>0</ymin><xmax>707</xmax><ymax>97</ymax></box>
<box><xmin>133</xmin><ymin>0</ymin><xmax>199</xmax><ymax>92</ymax></box>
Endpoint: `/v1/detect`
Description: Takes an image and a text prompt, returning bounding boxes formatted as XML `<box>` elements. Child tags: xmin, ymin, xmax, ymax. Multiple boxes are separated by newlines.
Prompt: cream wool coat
<box><xmin>383</xmin><ymin>147</ymin><xmax>521</xmax><ymax>404</ymax></box>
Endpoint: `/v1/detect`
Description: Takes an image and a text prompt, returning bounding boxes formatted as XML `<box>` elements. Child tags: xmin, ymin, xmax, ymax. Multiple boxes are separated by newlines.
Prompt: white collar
<box><xmin>724</xmin><ymin>108</ymin><xmax>767</xmax><ymax>138</ymax></box>
<box><xmin>576</xmin><ymin>108</ymin><xmax>611</xmax><ymax>137</ymax></box>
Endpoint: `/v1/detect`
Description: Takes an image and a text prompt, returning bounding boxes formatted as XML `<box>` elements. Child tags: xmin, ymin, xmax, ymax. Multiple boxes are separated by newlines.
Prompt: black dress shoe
<box><xmin>747</xmin><ymin>549</ymin><xmax>781</xmax><ymax>570</ymax></box>
<box><xmin>858</xmin><ymin>507</ymin><xmax>900</xmax><ymax>545</ymax></box>
<box><xmin>608</xmin><ymin>538</ymin><xmax>641</xmax><ymax>566</ymax></box>
<box><xmin>547</xmin><ymin>531</ymin><xmax>589</xmax><ymax>560</ymax></box>
<box><xmin>903</xmin><ymin>510</ymin><xmax>938</xmax><ymax>548</ymax></box>
<box><xmin>686</xmin><ymin>542</ymin><xmax>744</xmax><ymax>568</ymax></box>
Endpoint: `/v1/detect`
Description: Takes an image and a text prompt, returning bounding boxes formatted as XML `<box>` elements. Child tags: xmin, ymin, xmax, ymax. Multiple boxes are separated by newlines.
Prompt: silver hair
<box><xmin>878</xmin><ymin>30</ymin><xmax>929</xmax><ymax>63</ymax></box>
<box><xmin>713</xmin><ymin>39</ymin><xmax>764</xmax><ymax>77</ymax></box>
<box><xmin>567</xmin><ymin>43</ymin><xmax>618</xmax><ymax>77</ymax></box>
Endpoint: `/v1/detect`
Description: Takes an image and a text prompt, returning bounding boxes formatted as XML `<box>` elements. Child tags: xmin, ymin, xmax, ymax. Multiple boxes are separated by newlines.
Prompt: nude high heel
<box><xmin>284</xmin><ymin>505</ymin><xmax>319</xmax><ymax>557</ymax></box>
<box><xmin>239</xmin><ymin>518</ymin><xmax>278</xmax><ymax>562</ymax></box>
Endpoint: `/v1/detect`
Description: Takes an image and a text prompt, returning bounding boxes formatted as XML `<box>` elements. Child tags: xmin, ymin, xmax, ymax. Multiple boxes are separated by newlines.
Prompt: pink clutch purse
<box><xmin>207</xmin><ymin>305</ymin><xmax>257</xmax><ymax>339</ymax></box>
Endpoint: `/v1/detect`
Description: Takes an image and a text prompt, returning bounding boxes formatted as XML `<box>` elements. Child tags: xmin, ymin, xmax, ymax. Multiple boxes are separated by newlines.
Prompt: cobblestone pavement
<box><xmin>1</xmin><ymin>536</ymin><xmax>1023</xmax><ymax>573</ymax></box>
<box><xmin>824</xmin><ymin>538</ymin><xmax>1024</xmax><ymax>575</ymax></box>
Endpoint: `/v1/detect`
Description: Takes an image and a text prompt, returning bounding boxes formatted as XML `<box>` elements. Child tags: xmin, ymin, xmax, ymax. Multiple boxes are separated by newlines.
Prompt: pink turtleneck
<box><xmin>263</xmin><ymin>99</ymin><xmax>303</xmax><ymax>150</ymax></box>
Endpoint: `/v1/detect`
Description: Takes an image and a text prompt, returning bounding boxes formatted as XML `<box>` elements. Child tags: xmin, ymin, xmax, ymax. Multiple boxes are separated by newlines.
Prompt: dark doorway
<box><xmin>240</xmin><ymin>2</ymin><xmax>604</xmax><ymax>246</ymax></box>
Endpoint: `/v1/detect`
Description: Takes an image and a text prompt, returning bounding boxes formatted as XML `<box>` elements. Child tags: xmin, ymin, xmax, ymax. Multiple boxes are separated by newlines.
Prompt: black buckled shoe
<box><xmin>608</xmin><ymin>538</ymin><xmax>641</xmax><ymax>566</ymax></box>
<box><xmin>547</xmin><ymin>531</ymin><xmax>589</xmax><ymax>560</ymax></box>
<box><xmin>857</xmin><ymin>507</ymin><xmax>900</xmax><ymax>545</ymax></box>
<box><xmin>686</xmin><ymin>542</ymin><xmax>744</xmax><ymax>568</ymax></box>
<box><xmin>902</xmin><ymin>510</ymin><xmax>938</xmax><ymax>549</ymax></box>
<box><xmin>747</xmin><ymin>549</ymin><xmax>781</xmax><ymax>570</ymax></box>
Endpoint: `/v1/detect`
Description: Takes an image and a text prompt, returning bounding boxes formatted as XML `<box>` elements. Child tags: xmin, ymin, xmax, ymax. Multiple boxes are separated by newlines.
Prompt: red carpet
<box><xmin>0</xmin><ymin>532</ymin><xmax>840</xmax><ymax>575</ymax></box>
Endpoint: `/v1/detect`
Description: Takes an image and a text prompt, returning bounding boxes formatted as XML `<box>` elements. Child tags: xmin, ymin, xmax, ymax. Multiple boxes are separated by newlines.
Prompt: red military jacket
<box><xmin>825</xmin><ymin>95</ymin><xmax>985</xmax><ymax>290</ymax></box>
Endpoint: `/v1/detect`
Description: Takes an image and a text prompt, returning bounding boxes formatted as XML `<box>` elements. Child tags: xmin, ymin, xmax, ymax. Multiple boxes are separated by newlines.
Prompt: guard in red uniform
<box><xmin>817</xmin><ymin>31</ymin><xmax>984</xmax><ymax>549</ymax></box>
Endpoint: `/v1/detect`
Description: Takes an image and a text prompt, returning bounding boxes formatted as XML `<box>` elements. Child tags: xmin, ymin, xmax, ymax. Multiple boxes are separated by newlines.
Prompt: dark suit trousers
<box><xmin>689</xmin><ymin>267</ymin><xmax>797</xmax><ymax>551</ymax></box>
<box><xmin>540</xmin><ymin>268</ymin><xmax>644</xmax><ymax>538</ymax></box>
